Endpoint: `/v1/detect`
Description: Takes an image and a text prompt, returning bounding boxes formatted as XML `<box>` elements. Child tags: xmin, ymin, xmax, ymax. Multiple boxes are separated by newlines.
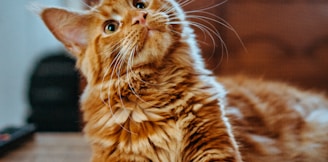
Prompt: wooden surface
<box><xmin>0</xmin><ymin>133</ymin><xmax>91</xmax><ymax>162</ymax></box>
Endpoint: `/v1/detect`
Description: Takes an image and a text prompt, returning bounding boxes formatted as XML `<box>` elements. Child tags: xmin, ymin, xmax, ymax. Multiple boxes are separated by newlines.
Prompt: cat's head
<box><xmin>41</xmin><ymin>0</ymin><xmax>192</xmax><ymax>85</ymax></box>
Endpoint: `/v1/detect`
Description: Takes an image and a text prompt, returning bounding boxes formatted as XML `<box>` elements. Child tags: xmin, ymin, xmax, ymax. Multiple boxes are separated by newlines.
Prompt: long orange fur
<box><xmin>40</xmin><ymin>0</ymin><xmax>328</xmax><ymax>161</ymax></box>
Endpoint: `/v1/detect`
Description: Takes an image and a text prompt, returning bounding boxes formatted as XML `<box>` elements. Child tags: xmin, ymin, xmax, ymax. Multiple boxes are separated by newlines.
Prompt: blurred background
<box><xmin>0</xmin><ymin>0</ymin><xmax>327</xmax><ymax>131</ymax></box>
<box><xmin>184</xmin><ymin>0</ymin><xmax>328</xmax><ymax>92</ymax></box>
<box><xmin>0</xmin><ymin>0</ymin><xmax>83</xmax><ymax>130</ymax></box>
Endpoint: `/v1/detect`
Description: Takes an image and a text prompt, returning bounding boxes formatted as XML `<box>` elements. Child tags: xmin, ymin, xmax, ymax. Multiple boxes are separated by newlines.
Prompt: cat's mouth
<box><xmin>133</xmin><ymin>14</ymin><xmax>172</xmax><ymax>55</ymax></box>
<box><xmin>137</xmin><ymin>25</ymin><xmax>167</xmax><ymax>52</ymax></box>
<box><xmin>138</xmin><ymin>24</ymin><xmax>167</xmax><ymax>48</ymax></box>
<box><xmin>134</xmin><ymin>27</ymin><xmax>158</xmax><ymax>53</ymax></box>
<box><xmin>141</xmin><ymin>13</ymin><xmax>170</xmax><ymax>38</ymax></box>
<box><xmin>143</xmin><ymin>23</ymin><xmax>167</xmax><ymax>36</ymax></box>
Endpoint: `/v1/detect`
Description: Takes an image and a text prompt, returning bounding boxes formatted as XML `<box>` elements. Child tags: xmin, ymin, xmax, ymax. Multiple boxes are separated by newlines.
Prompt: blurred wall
<box><xmin>0</xmin><ymin>0</ymin><xmax>82</xmax><ymax>129</ymax></box>
<box><xmin>184</xmin><ymin>1</ymin><xmax>328</xmax><ymax>92</ymax></box>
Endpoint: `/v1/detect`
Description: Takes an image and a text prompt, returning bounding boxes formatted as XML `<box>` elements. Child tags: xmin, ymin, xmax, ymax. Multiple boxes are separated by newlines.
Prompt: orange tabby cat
<box><xmin>40</xmin><ymin>0</ymin><xmax>328</xmax><ymax>161</ymax></box>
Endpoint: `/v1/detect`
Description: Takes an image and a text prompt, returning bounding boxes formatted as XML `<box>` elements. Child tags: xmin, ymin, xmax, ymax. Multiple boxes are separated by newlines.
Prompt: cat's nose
<box><xmin>132</xmin><ymin>11</ymin><xmax>148</xmax><ymax>25</ymax></box>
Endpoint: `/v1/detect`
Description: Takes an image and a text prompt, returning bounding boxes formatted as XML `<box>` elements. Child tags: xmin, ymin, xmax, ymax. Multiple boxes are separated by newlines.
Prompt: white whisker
<box><xmin>187</xmin><ymin>0</ymin><xmax>228</xmax><ymax>12</ymax></box>
<box><xmin>178</xmin><ymin>0</ymin><xmax>195</xmax><ymax>8</ymax></box>
<box><xmin>185</xmin><ymin>11</ymin><xmax>246</xmax><ymax>53</ymax></box>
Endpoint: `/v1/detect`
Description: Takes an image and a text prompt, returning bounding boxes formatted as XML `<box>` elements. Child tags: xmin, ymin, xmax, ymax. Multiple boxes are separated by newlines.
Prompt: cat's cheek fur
<box><xmin>76</xmin><ymin>46</ymin><xmax>102</xmax><ymax>85</ymax></box>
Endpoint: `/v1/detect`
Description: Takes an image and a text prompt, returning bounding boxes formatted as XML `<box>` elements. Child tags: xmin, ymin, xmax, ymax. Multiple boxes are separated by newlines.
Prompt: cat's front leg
<box><xmin>178</xmin><ymin>105</ymin><xmax>243</xmax><ymax>162</ymax></box>
<box><xmin>90</xmin><ymin>143</ymin><xmax>153</xmax><ymax>162</ymax></box>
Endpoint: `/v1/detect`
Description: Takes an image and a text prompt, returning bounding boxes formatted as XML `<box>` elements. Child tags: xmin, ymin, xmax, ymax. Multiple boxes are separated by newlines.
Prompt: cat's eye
<box><xmin>133</xmin><ymin>0</ymin><xmax>147</xmax><ymax>9</ymax></box>
<box><xmin>136</xmin><ymin>2</ymin><xmax>145</xmax><ymax>9</ymax></box>
<box><xmin>104</xmin><ymin>20</ymin><xmax>120</xmax><ymax>34</ymax></box>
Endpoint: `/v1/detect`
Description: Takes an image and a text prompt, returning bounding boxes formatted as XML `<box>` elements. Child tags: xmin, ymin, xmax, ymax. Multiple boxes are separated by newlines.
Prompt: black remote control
<box><xmin>0</xmin><ymin>124</ymin><xmax>36</xmax><ymax>156</ymax></box>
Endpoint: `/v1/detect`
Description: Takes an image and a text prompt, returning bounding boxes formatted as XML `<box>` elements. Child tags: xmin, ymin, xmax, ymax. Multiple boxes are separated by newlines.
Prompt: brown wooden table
<box><xmin>0</xmin><ymin>133</ymin><xmax>91</xmax><ymax>162</ymax></box>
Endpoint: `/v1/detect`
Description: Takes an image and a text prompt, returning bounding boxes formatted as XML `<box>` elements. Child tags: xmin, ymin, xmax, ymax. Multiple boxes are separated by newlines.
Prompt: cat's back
<box><xmin>218</xmin><ymin>76</ymin><xmax>328</xmax><ymax>162</ymax></box>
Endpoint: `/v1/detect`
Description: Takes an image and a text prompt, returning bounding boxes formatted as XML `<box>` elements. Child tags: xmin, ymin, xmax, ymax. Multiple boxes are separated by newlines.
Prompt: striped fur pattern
<box><xmin>40</xmin><ymin>0</ymin><xmax>328</xmax><ymax>161</ymax></box>
<box><xmin>220</xmin><ymin>76</ymin><xmax>328</xmax><ymax>162</ymax></box>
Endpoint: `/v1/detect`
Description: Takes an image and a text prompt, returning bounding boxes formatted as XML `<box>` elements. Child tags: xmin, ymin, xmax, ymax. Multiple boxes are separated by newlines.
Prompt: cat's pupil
<box><xmin>135</xmin><ymin>2</ymin><xmax>145</xmax><ymax>9</ymax></box>
<box><xmin>107</xmin><ymin>24</ymin><xmax>116</xmax><ymax>31</ymax></box>
<box><xmin>104</xmin><ymin>22</ymin><xmax>118</xmax><ymax>34</ymax></box>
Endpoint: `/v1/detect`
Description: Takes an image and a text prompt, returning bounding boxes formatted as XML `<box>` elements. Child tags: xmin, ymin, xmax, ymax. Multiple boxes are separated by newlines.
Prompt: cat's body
<box><xmin>40</xmin><ymin>0</ymin><xmax>328</xmax><ymax>161</ymax></box>
<box><xmin>221</xmin><ymin>77</ymin><xmax>328</xmax><ymax>162</ymax></box>
<box><xmin>80</xmin><ymin>59</ymin><xmax>241</xmax><ymax>162</ymax></box>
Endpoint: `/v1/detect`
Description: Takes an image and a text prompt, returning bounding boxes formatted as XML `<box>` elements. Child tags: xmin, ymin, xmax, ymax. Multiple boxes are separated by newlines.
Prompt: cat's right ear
<box><xmin>41</xmin><ymin>8</ymin><xmax>89</xmax><ymax>57</ymax></box>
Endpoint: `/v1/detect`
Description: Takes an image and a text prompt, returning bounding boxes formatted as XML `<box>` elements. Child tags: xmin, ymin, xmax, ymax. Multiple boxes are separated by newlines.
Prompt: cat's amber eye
<box><xmin>133</xmin><ymin>0</ymin><xmax>146</xmax><ymax>9</ymax></box>
<box><xmin>104</xmin><ymin>20</ymin><xmax>119</xmax><ymax>34</ymax></box>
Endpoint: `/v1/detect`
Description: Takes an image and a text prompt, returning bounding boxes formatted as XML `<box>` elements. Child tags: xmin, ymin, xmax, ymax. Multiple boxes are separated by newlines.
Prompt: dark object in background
<box><xmin>0</xmin><ymin>124</ymin><xmax>36</xmax><ymax>156</ymax></box>
<box><xmin>27</xmin><ymin>51</ymin><xmax>80</xmax><ymax>132</ymax></box>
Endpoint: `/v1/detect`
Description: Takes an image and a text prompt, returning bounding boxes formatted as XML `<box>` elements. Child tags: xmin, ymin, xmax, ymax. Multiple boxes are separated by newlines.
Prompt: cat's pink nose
<box><xmin>132</xmin><ymin>11</ymin><xmax>148</xmax><ymax>25</ymax></box>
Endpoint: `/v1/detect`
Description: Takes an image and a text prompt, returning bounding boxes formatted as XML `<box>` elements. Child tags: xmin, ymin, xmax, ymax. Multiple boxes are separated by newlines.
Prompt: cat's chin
<box><xmin>143</xmin><ymin>25</ymin><xmax>168</xmax><ymax>40</ymax></box>
<box><xmin>147</xmin><ymin>30</ymin><xmax>158</xmax><ymax>38</ymax></box>
<box><xmin>139</xmin><ymin>27</ymin><xmax>171</xmax><ymax>48</ymax></box>
<box><xmin>133</xmin><ymin>30</ymin><xmax>173</xmax><ymax>68</ymax></box>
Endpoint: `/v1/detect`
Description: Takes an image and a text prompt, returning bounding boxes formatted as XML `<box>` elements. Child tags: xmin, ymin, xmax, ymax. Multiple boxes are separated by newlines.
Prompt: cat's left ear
<box><xmin>41</xmin><ymin>8</ymin><xmax>89</xmax><ymax>57</ymax></box>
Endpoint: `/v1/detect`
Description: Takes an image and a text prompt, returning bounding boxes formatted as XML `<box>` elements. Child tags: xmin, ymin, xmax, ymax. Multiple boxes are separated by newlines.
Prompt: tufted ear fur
<box><xmin>41</xmin><ymin>8</ymin><xmax>89</xmax><ymax>57</ymax></box>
